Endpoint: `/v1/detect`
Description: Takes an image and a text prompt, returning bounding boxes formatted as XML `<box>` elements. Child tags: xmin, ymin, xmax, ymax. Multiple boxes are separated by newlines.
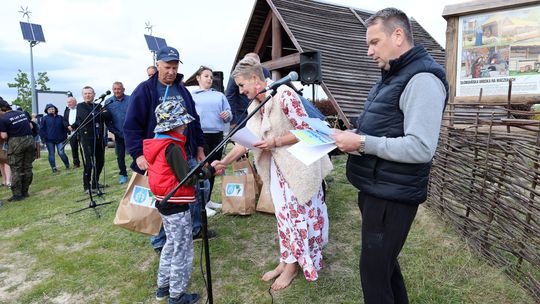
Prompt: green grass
<box><xmin>0</xmin><ymin>150</ymin><xmax>535</xmax><ymax>303</ymax></box>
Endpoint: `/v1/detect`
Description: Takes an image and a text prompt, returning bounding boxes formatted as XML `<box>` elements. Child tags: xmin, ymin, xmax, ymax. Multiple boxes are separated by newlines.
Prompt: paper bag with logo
<box><xmin>256</xmin><ymin>182</ymin><xmax>275</xmax><ymax>214</ymax></box>
<box><xmin>113</xmin><ymin>173</ymin><xmax>162</xmax><ymax>236</ymax></box>
<box><xmin>221</xmin><ymin>174</ymin><xmax>256</xmax><ymax>215</ymax></box>
<box><xmin>232</xmin><ymin>158</ymin><xmax>262</xmax><ymax>195</ymax></box>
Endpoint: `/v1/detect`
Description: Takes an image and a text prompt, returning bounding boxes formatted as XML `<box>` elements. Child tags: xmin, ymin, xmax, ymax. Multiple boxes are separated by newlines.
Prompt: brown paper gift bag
<box><xmin>256</xmin><ymin>182</ymin><xmax>275</xmax><ymax>214</ymax></box>
<box><xmin>232</xmin><ymin>158</ymin><xmax>262</xmax><ymax>195</ymax></box>
<box><xmin>113</xmin><ymin>173</ymin><xmax>162</xmax><ymax>236</ymax></box>
<box><xmin>221</xmin><ymin>174</ymin><xmax>256</xmax><ymax>215</ymax></box>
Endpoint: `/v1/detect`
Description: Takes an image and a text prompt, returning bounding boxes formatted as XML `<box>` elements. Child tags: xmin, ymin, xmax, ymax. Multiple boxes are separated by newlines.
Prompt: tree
<box><xmin>7</xmin><ymin>69</ymin><xmax>50</xmax><ymax>112</ymax></box>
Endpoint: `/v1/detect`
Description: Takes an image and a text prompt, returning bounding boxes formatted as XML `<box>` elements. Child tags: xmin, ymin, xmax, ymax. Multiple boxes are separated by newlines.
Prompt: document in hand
<box><xmin>287</xmin><ymin>118</ymin><xmax>336</xmax><ymax>166</ymax></box>
<box><xmin>230</xmin><ymin>127</ymin><xmax>260</xmax><ymax>149</ymax></box>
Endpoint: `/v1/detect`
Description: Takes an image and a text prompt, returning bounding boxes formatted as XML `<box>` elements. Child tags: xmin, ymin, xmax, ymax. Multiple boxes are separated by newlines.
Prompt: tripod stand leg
<box><xmin>198</xmin><ymin>178</ymin><xmax>213</xmax><ymax>304</ymax></box>
<box><xmin>66</xmin><ymin>200</ymin><xmax>113</xmax><ymax>218</ymax></box>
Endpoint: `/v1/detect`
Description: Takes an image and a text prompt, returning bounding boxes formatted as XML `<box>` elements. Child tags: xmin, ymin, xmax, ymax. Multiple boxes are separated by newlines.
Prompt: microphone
<box><xmin>95</xmin><ymin>90</ymin><xmax>111</xmax><ymax>101</ymax></box>
<box><xmin>259</xmin><ymin>71</ymin><xmax>299</xmax><ymax>93</ymax></box>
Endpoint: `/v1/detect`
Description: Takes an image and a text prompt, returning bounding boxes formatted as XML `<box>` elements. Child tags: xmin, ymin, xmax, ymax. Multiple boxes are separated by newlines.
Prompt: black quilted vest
<box><xmin>346</xmin><ymin>45</ymin><xmax>448</xmax><ymax>204</ymax></box>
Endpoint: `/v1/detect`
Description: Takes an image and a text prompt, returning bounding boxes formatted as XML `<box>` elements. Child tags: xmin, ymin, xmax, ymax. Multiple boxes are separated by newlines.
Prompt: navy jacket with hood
<box><xmin>39</xmin><ymin>104</ymin><xmax>68</xmax><ymax>144</ymax></box>
<box><xmin>124</xmin><ymin>73</ymin><xmax>205</xmax><ymax>173</ymax></box>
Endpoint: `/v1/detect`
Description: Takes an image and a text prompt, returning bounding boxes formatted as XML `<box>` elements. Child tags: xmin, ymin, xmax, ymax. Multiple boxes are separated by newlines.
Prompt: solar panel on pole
<box><xmin>19</xmin><ymin>22</ymin><xmax>45</xmax><ymax>42</ymax></box>
<box><xmin>144</xmin><ymin>34</ymin><xmax>167</xmax><ymax>51</ymax></box>
<box><xmin>20</xmin><ymin>22</ymin><xmax>33</xmax><ymax>41</ymax></box>
<box><xmin>156</xmin><ymin>37</ymin><xmax>167</xmax><ymax>50</ymax></box>
<box><xmin>31</xmin><ymin>24</ymin><xmax>45</xmax><ymax>42</ymax></box>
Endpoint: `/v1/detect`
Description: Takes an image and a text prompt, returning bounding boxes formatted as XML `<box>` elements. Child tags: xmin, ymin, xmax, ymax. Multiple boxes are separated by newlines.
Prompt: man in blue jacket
<box><xmin>39</xmin><ymin>104</ymin><xmax>70</xmax><ymax>173</ymax></box>
<box><xmin>105</xmin><ymin>81</ymin><xmax>130</xmax><ymax>184</ymax></box>
<box><xmin>124</xmin><ymin>46</ymin><xmax>214</xmax><ymax>253</ymax></box>
<box><xmin>332</xmin><ymin>8</ymin><xmax>448</xmax><ymax>304</ymax></box>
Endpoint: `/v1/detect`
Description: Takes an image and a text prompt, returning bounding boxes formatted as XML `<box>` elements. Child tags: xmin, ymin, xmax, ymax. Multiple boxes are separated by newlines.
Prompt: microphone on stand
<box><xmin>94</xmin><ymin>90</ymin><xmax>111</xmax><ymax>102</ymax></box>
<box><xmin>258</xmin><ymin>71</ymin><xmax>299</xmax><ymax>94</ymax></box>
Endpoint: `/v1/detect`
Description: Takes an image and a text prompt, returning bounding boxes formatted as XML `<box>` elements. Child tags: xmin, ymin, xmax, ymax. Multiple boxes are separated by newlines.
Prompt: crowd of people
<box><xmin>1</xmin><ymin>7</ymin><xmax>449</xmax><ymax>304</ymax></box>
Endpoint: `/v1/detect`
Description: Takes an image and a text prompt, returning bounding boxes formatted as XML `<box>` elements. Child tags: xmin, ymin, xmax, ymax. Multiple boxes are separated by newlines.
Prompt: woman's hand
<box><xmin>211</xmin><ymin>160</ymin><xmax>227</xmax><ymax>171</ymax></box>
<box><xmin>219</xmin><ymin>111</ymin><xmax>230</xmax><ymax>121</ymax></box>
<box><xmin>253</xmin><ymin>138</ymin><xmax>276</xmax><ymax>150</ymax></box>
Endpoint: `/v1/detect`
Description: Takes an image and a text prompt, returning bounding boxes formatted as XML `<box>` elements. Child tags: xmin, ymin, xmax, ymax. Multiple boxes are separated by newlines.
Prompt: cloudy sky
<box><xmin>0</xmin><ymin>0</ymin><xmax>467</xmax><ymax>108</ymax></box>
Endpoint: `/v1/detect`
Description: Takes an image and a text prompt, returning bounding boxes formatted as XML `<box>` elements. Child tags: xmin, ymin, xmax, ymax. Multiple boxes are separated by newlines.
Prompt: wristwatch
<box><xmin>357</xmin><ymin>135</ymin><xmax>366</xmax><ymax>153</ymax></box>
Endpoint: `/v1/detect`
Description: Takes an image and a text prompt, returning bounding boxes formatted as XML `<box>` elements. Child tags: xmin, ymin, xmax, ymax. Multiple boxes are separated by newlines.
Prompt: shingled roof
<box><xmin>232</xmin><ymin>0</ymin><xmax>445</xmax><ymax>127</ymax></box>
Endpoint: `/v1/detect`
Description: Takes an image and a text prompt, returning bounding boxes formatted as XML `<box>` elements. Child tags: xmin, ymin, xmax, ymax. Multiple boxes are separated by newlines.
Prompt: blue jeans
<box><xmin>114</xmin><ymin>136</ymin><xmax>127</xmax><ymax>176</ymax></box>
<box><xmin>150</xmin><ymin>156</ymin><xmax>210</xmax><ymax>249</ymax></box>
<box><xmin>46</xmin><ymin>141</ymin><xmax>69</xmax><ymax>170</ymax></box>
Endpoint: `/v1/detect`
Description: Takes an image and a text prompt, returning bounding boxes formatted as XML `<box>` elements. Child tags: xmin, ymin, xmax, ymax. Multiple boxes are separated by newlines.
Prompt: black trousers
<box><xmin>80</xmin><ymin>135</ymin><xmax>105</xmax><ymax>190</ymax></box>
<box><xmin>203</xmin><ymin>132</ymin><xmax>224</xmax><ymax>201</ymax></box>
<box><xmin>68</xmin><ymin>133</ymin><xmax>80</xmax><ymax>166</ymax></box>
<box><xmin>358</xmin><ymin>192</ymin><xmax>418</xmax><ymax>304</ymax></box>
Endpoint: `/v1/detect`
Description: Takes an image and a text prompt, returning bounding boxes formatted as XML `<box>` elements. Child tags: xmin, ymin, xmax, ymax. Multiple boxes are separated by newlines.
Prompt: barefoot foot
<box><xmin>271</xmin><ymin>263</ymin><xmax>297</xmax><ymax>291</ymax></box>
<box><xmin>261</xmin><ymin>262</ymin><xmax>285</xmax><ymax>282</ymax></box>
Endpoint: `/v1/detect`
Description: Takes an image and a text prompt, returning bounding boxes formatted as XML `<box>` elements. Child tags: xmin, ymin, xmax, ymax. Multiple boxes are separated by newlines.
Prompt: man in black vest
<box><xmin>332</xmin><ymin>8</ymin><xmax>448</xmax><ymax>304</ymax></box>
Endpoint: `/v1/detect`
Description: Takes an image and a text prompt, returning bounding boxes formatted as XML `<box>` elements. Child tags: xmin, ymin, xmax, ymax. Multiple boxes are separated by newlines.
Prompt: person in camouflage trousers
<box><xmin>0</xmin><ymin>98</ymin><xmax>35</xmax><ymax>202</ymax></box>
<box><xmin>144</xmin><ymin>100</ymin><xmax>214</xmax><ymax>304</ymax></box>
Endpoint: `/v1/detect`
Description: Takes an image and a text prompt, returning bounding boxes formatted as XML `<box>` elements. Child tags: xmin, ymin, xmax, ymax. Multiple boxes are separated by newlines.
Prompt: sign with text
<box><xmin>457</xmin><ymin>4</ymin><xmax>540</xmax><ymax>96</ymax></box>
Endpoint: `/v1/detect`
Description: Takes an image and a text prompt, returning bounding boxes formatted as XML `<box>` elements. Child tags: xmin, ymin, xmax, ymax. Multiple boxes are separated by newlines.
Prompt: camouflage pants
<box><xmin>157</xmin><ymin>210</ymin><xmax>194</xmax><ymax>298</ymax></box>
<box><xmin>7</xmin><ymin>135</ymin><xmax>35</xmax><ymax>197</ymax></box>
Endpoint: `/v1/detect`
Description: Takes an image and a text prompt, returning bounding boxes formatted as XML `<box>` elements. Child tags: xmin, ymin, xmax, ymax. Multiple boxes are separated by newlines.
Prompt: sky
<box><xmin>0</xmin><ymin>0</ymin><xmax>468</xmax><ymax>110</ymax></box>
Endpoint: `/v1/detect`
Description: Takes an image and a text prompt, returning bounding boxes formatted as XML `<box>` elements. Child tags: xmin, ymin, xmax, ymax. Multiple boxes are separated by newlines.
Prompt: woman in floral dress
<box><xmin>212</xmin><ymin>57</ymin><xmax>332</xmax><ymax>290</ymax></box>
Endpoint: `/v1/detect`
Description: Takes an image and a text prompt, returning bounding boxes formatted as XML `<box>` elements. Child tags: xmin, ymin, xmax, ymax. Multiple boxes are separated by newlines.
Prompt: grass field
<box><xmin>0</xmin><ymin>149</ymin><xmax>535</xmax><ymax>303</ymax></box>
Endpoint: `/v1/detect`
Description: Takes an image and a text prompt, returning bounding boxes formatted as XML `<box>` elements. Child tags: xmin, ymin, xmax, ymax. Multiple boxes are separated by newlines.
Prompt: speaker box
<box><xmin>300</xmin><ymin>51</ymin><xmax>322</xmax><ymax>85</ymax></box>
<box><xmin>211</xmin><ymin>71</ymin><xmax>224</xmax><ymax>93</ymax></box>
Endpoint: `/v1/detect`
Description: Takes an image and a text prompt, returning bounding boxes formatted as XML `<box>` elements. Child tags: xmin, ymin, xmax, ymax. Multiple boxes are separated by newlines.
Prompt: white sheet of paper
<box><xmin>230</xmin><ymin>127</ymin><xmax>260</xmax><ymax>149</ymax></box>
<box><xmin>287</xmin><ymin>141</ymin><xmax>335</xmax><ymax>166</ymax></box>
<box><xmin>303</xmin><ymin>117</ymin><xmax>333</xmax><ymax>135</ymax></box>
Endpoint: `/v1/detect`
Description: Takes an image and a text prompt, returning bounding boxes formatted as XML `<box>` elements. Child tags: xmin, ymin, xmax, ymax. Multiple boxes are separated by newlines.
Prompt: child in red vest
<box><xmin>144</xmin><ymin>100</ymin><xmax>213</xmax><ymax>304</ymax></box>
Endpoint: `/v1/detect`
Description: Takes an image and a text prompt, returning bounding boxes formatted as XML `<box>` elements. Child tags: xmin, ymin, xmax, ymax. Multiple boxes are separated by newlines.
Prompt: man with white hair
<box><xmin>63</xmin><ymin>96</ymin><xmax>80</xmax><ymax>168</ymax></box>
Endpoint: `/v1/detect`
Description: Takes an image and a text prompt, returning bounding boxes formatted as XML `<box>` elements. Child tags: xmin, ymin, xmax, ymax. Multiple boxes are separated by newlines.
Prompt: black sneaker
<box><xmin>156</xmin><ymin>286</ymin><xmax>169</xmax><ymax>301</ymax></box>
<box><xmin>7</xmin><ymin>195</ymin><xmax>24</xmax><ymax>202</ymax></box>
<box><xmin>168</xmin><ymin>292</ymin><xmax>200</xmax><ymax>304</ymax></box>
<box><xmin>154</xmin><ymin>247</ymin><xmax>163</xmax><ymax>255</ymax></box>
<box><xmin>193</xmin><ymin>230</ymin><xmax>217</xmax><ymax>241</ymax></box>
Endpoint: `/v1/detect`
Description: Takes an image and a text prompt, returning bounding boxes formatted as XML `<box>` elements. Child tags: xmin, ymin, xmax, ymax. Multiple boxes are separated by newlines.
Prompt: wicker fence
<box><xmin>426</xmin><ymin>104</ymin><xmax>540</xmax><ymax>300</ymax></box>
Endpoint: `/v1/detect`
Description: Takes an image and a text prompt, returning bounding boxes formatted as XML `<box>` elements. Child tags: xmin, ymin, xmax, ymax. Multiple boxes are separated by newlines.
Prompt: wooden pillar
<box><xmin>271</xmin><ymin>13</ymin><xmax>282</xmax><ymax>80</ymax></box>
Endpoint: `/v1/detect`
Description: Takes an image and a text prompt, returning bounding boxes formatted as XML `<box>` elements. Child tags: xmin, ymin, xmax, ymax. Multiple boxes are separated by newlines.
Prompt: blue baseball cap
<box><xmin>157</xmin><ymin>46</ymin><xmax>183</xmax><ymax>63</ymax></box>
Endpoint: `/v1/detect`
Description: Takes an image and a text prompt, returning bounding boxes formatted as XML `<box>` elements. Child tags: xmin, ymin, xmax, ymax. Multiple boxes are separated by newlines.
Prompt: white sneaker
<box><xmin>206</xmin><ymin>200</ymin><xmax>222</xmax><ymax>209</ymax></box>
<box><xmin>206</xmin><ymin>207</ymin><xmax>217</xmax><ymax>217</ymax></box>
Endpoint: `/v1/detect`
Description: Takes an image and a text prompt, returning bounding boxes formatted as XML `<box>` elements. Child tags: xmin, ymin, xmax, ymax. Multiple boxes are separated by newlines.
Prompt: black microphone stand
<box><xmin>65</xmin><ymin>94</ymin><xmax>113</xmax><ymax>218</ymax></box>
<box><xmin>160</xmin><ymin>88</ymin><xmax>278</xmax><ymax>304</ymax></box>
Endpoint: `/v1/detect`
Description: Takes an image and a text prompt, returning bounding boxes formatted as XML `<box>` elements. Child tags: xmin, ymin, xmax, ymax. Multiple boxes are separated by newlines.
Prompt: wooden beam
<box><xmin>445</xmin><ymin>17</ymin><xmax>459</xmax><ymax>127</ymax></box>
<box><xmin>443</xmin><ymin>0</ymin><xmax>540</xmax><ymax>19</ymax></box>
<box><xmin>453</xmin><ymin>94</ymin><xmax>540</xmax><ymax>105</ymax></box>
<box><xmin>320</xmin><ymin>82</ymin><xmax>352</xmax><ymax>129</ymax></box>
<box><xmin>271</xmin><ymin>13</ymin><xmax>282</xmax><ymax>80</ymax></box>
<box><xmin>254</xmin><ymin>11</ymin><xmax>273</xmax><ymax>55</ymax></box>
<box><xmin>261</xmin><ymin>53</ymin><xmax>300</xmax><ymax>70</ymax></box>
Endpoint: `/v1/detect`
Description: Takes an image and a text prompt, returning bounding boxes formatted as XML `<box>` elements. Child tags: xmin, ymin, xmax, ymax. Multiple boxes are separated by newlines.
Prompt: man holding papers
<box><xmin>331</xmin><ymin>8</ymin><xmax>448</xmax><ymax>304</ymax></box>
<box><xmin>212</xmin><ymin>56</ymin><xmax>333</xmax><ymax>291</ymax></box>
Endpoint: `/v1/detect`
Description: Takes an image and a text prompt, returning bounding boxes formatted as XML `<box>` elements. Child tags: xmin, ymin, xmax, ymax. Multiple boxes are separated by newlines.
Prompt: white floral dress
<box><xmin>266</xmin><ymin>91</ymin><xmax>329</xmax><ymax>281</ymax></box>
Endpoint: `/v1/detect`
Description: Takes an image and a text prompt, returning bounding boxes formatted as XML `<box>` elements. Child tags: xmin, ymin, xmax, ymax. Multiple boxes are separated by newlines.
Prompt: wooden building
<box><xmin>229</xmin><ymin>0</ymin><xmax>445</xmax><ymax>127</ymax></box>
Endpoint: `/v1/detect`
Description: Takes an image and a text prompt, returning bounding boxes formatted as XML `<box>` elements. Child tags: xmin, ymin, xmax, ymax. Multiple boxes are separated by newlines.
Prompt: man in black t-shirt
<box><xmin>0</xmin><ymin>97</ymin><xmax>35</xmax><ymax>201</ymax></box>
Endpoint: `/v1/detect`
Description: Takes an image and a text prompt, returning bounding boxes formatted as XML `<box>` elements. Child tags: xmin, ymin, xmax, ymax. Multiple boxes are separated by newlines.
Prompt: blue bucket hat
<box><xmin>154</xmin><ymin>101</ymin><xmax>194</xmax><ymax>133</ymax></box>
<box><xmin>157</xmin><ymin>46</ymin><xmax>183</xmax><ymax>63</ymax></box>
